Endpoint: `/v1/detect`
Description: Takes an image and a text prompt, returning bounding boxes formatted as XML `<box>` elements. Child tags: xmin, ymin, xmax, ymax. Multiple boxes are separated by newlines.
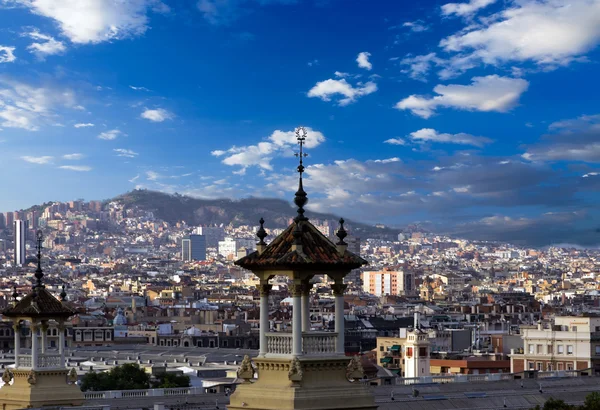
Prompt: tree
<box><xmin>152</xmin><ymin>372</ymin><xmax>191</xmax><ymax>389</ymax></box>
<box><xmin>81</xmin><ymin>363</ymin><xmax>151</xmax><ymax>392</ymax></box>
<box><xmin>531</xmin><ymin>398</ymin><xmax>574</xmax><ymax>410</ymax></box>
<box><xmin>584</xmin><ymin>392</ymin><xmax>600</xmax><ymax>410</ymax></box>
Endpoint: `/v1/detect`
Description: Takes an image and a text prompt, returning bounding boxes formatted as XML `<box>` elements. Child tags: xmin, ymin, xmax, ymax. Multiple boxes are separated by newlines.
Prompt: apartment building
<box><xmin>362</xmin><ymin>270</ymin><xmax>415</xmax><ymax>296</ymax></box>
<box><xmin>510</xmin><ymin>316</ymin><xmax>600</xmax><ymax>374</ymax></box>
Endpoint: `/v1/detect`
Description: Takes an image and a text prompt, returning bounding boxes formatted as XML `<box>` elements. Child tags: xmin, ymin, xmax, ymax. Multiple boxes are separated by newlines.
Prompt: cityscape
<box><xmin>0</xmin><ymin>0</ymin><xmax>600</xmax><ymax>410</ymax></box>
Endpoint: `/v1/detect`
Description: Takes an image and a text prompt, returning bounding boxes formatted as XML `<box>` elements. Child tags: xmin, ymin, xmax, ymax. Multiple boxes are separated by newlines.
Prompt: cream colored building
<box><xmin>510</xmin><ymin>316</ymin><xmax>600</xmax><ymax>374</ymax></box>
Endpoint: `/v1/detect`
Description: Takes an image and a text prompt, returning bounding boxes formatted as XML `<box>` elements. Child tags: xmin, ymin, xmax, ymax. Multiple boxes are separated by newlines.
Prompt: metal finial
<box><xmin>256</xmin><ymin>218</ymin><xmax>267</xmax><ymax>245</ymax></box>
<box><xmin>294</xmin><ymin>127</ymin><xmax>309</xmax><ymax>222</ymax></box>
<box><xmin>336</xmin><ymin>218</ymin><xmax>348</xmax><ymax>245</ymax></box>
<box><xmin>12</xmin><ymin>286</ymin><xmax>18</xmax><ymax>301</ymax></box>
<box><xmin>34</xmin><ymin>230</ymin><xmax>45</xmax><ymax>289</ymax></box>
<box><xmin>60</xmin><ymin>285</ymin><xmax>67</xmax><ymax>302</ymax></box>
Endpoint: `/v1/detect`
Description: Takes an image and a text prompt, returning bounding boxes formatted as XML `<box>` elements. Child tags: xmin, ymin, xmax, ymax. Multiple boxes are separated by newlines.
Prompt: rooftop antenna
<box><xmin>293</xmin><ymin>126</ymin><xmax>309</xmax><ymax>223</ymax></box>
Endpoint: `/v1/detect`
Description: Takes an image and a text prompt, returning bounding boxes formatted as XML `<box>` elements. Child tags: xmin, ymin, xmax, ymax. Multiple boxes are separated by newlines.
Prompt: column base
<box><xmin>228</xmin><ymin>356</ymin><xmax>376</xmax><ymax>410</ymax></box>
<box><xmin>0</xmin><ymin>369</ymin><xmax>84</xmax><ymax>410</ymax></box>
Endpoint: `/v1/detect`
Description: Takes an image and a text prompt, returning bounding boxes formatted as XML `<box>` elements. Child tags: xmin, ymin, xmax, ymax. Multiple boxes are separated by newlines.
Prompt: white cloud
<box><xmin>98</xmin><ymin>129</ymin><xmax>122</xmax><ymax>140</ymax></box>
<box><xmin>59</xmin><ymin>165</ymin><xmax>92</xmax><ymax>171</ymax></box>
<box><xmin>213</xmin><ymin>127</ymin><xmax>325</xmax><ymax>172</ymax></box>
<box><xmin>356</xmin><ymin>51</ymin><xmax>372</xmax><ymax>70</ymax></box>
<box><xmin>62</xmin><ymin>153</ymin><xmax>83</xmax><ymax>160</ymax></box>
<box><xmin>129</xmin><ymin>174</ymin><xmax>140</xmax><ymax>183</ymax></box>
<box><xmin>0</xmin><ymin>78</ymin><xmax>78</xmax><ymax>130</ymax></box>
<box><xmin>114</xmin><ymin>148</ymin><xmax>139</xmax><ymax>158</ymax></box>
<box><xmin>440</xmin><ymin>0</ymin><xmax>600</xmax><ymax>73</ymax></box>
<box><xmin>409</xmin><ymin>128</ymin><xmax>493</xmax><ymax>147</ymax></box>
<box><xmin>12</xmin><ymin>0</ymin><xmax>168</xmax><ymax>44</ymax></box>
<box><xmin>146</xmin><ymin>170</ymin><xmax>160</xmax><ymax>180</ymax></box>
<box><xmin>307</xmin><ymin>78</ymin><xmax>377</xmax><ymax>106</ymax></box>
<box><xmin>384</xmin><ymin>138</ymin><xmax>406</xmax><ymax>145</ymax></box>
<box><xmin>395</xmin><ymin>75</ymin><xmax>529</xmax><ymax>118</ymax></box>
<box><xmin>21</xmin><ymin>155</ymin><xmax>53</xmax><ymax>164</ymax></box>
<box><xmin>74</xmin><ymin>123</ymin><xmax>94</xmax><ymax>128</ymax></box>
<box><xmin>141</xmin><ymin>107</ymin><xmax>173</xmax><ymax>122</ymax></box>
<box><xmin>0</xmin><ymin>46</ymin><xmax>16</xmax><ymax>63</ymax></box>
<box><xmin>24</xmin><ymin>30</ymin><xmax>66</xmax><ymax>59</ymax></box>
<box><xmin>334</xmin><ymin>71</ymin><xmax>349</xmax><ymax>78</ymax></box>
<box><xmin>400</xmin><ymin>53</ymin><xmax>445</xmax><ymax>81</ymax></box>
<box><xmin>403</xmin><ymin>20</ymin><xmax>430</xmax><ymax>32</ymax></box>
<box><xmin>129</xmin><ymin>85</ymin><xmax>150</xmax><ymax>91</ymax></box>
<box><xmin>441</xmin><ymin>0</ymin><xmax>497</xmax><ymax>17</ymax></box>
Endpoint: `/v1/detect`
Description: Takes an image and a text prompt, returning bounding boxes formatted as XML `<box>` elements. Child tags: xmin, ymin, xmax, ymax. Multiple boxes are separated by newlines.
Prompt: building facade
<box><xmin>182</xmin><ymin>234</ymin><xmax>206</xmax><ymax>261</ymax></box>
<box><xmin>510</xmin><ymin>316</ymin><xmax>600</xmax><ymax>374</ymax></box>
<box><xmin>362</xmin><ymin>270</ymin><xmax>415</xmax><ymax>296</ymax></box>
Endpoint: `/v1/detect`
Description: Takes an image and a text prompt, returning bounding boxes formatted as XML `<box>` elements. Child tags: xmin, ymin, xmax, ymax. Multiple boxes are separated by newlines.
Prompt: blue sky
<box><xmin>0</xmin><ymin>0</ymin><xmax>600</xmax><ymax>246</ymax></box>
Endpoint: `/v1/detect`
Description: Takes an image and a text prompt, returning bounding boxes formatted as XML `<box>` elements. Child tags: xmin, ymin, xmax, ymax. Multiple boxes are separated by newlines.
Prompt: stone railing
<box><xmin>16</xmin><ymin>355</ymin><xmax>32</xmax><ymax>368</ymax></box>
<box><xmin>38</xmin><ymin>354</ymin><xmax>63</xmax><ymax>368</ymax></box>
<box><xmin>302</xmin><ymin>332</ymin><xmax>337</xmax><ymax>355</ymax></box>
<box><xmin>265</xmin><ymin>333</ymin><xmax>292</xmax><ymax>355</ymax></box>
<box><xmin>83</xmin><ymin>387</ymin><xmax>204</xmax><ymax>400</ymax></box>
<box><xmin>398</xmin><ymin>370</ymin><xmax>592</xmax><ymax>386</ymax></box>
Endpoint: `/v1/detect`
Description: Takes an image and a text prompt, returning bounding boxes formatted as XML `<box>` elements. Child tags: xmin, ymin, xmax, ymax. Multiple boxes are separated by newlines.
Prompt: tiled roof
<box><xmin>235</xmin><ymin>220</ymin><xmax>367</xmax><ymax>271</ymax></box>
<box><xmin>3</xmin><ymin>288</ymin><xmax>76</xmax><ymax>319</ymax></box>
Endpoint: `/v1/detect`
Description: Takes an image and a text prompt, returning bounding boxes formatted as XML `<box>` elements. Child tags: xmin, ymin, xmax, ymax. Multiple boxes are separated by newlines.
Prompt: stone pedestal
<box><xmin>228</xmin><ymin>357</ymin><xmax>377</xmax><ymax>410</ymax></box>
<box><xmin>0</xmin><ymin>369</ymin><xmax>84</xmax><ymax>410</ymax></box>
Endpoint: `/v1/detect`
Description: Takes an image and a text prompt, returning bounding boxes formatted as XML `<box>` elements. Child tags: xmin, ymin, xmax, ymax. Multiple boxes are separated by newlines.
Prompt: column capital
<box><xmin>30</xmin><ymin>322</ymin><xmax>39</xmax><ymax>332</ymax></box>
<box><xmin>12</xmin><ymin>323</ymin><xmax>21</xmax><ymax>332</ymax></box>
<box><xmin>289</xmin><ymin>283</ymin><xmax>306</xmax><ymax>297</ymax></box>
<box><xmin>259</xmin><ymin>283</ymin><xmax>273</xmax><ymax>296</ymax></box>
<box><xmin>332</xmin><ymin>283</ymin><xmax>347</xmax><ymax>296</ymax></box>
<box><xmin>40</xmin><ymin>322</ymin><xmax>49</xmax><ymax>332</ymax></box>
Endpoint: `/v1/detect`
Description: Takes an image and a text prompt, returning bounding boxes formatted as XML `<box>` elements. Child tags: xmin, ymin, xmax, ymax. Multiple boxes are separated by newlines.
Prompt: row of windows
<box><xmin>74</xmin><ymin>330</ymin><xmax>113</xmax><ymax>342</ymax></box>
<box><xmin>528</xmin><ymin>344</ymin><xmax>576</xmax><ymax>355</ymax></box>
<box><xmin>528</xmin><ymin>361</ymin><xmax>574</xmax><ymax>371</ymax></box>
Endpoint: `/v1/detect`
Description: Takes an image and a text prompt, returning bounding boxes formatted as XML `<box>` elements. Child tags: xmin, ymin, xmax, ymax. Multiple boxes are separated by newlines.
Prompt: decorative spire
<box><xmin>256</xmin><ymin>218</ymin><xmax>267</xmax><ymax>246</ymax></box>
<box><xmin>12</xmin><ymin>286</ymin><xmax>18</xmax><ymax>303</ymax></box>
<box><xmin>336</xmin><ymin>218</ymin><xmax>348</xmax><ymax>245</ymax></box>
<box><xmin>293</xmin><ymin>127</ymin><xmax>309</xmax><ymax>222</ymax></box>
<box><xmin>34</xmin><ymin>230</ymin><xmax>45</xmax><ymax>290</ymax></box>
<box><xmin>60</xmin><ymin>285</ymin><xmax>67</xmax><ymax>302</ymax></box>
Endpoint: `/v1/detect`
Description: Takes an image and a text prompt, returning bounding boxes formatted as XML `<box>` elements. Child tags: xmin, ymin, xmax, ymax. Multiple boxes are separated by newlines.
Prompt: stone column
<box><xmin>291</xmin><ymin>284</ymin><xmax>303</xmax><ymax>356</ymax></box>
<box><xmin>332</xmin><ymin>282</ymin><xmax>347</xmax><ymax>355</ymax></box>
<box><xmin>31</xmin><ymin>322</ymin><xmax>39</xmax><ymax>370</ymax></box>
<box><xmin>301</xmin><ymin>281</ymin><xmax>312</xmax><ymax>333</ymax></box>
<box><xmin>259</xmin><ymin>282</ymin><xmax>272</xmax><ymax>357</ymax></box>
<box><xmin>41</xmin><ymin>321</ymin><xmax>48</xmax><ymax>354</ymax></box>
<box><xmin>13</xmin><ymin>322</ymin><xmax>20</xmax><ymax>368</ymax></box>
<box><xmin>58</xmin><ymin>322</ymin><xmax>66</xmax><ymax>367</ymax></box>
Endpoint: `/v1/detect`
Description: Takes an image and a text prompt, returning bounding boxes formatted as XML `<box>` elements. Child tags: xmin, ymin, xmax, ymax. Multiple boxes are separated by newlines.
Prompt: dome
<box><xmin>113</xmin><ymin>307</ymin><xmax>127</xmax><ymax>326</ymax></box>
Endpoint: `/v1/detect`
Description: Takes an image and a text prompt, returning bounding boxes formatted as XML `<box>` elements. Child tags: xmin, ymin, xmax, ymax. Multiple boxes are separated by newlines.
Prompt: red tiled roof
<box><xmin>3</xmin><ymin>288</ymin><xmax>76</xmax><ymax>319</ymax></box>
<box><xmin>235</xmin><ymin>220</ymin><xmax>367</xmax><ymax>271</ymax></box>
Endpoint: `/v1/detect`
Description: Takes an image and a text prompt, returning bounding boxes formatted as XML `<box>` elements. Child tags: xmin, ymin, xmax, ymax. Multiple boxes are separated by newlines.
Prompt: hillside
<box><xmin>113</xmin><ymin>189</ymin><xmax>398</xmax><ymax>239</ymax></box>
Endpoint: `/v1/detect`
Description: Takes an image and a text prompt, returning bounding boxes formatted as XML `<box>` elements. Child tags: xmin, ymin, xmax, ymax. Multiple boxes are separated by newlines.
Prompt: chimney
<box><xmin>414</xmin><ymin>312</ymin><xmax>419</xmax><ymax>329</ymax></box>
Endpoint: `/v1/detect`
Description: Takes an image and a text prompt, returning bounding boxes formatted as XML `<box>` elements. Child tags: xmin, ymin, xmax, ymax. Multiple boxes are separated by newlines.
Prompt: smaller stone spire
<box><xmin>293</xmin><ymin>127</ymin><xmax>309</xmax><ymax>222</ymax></box>
<box><xmin>60</xmin><ymin>285</ymin><xmax>67</xmax><ymax>301</ymax></box>
<box><xmin>33</xmin><ymin>230</ymin><xmax>45</xmax><ymax>290</ymax></box>
<box><xmin>256</xmin><ymin>218</ymin><xmax>267</xmax><ymax>254</ymax></box>
<box><xmin>336</xmin><ymin>218</ymin><xmax>348</xmax><ymax>254</ymax></box>
<box><xmin>12</xmin><ymin>286</ymin><xmax>18</xmax><ymax>306</ymax></box>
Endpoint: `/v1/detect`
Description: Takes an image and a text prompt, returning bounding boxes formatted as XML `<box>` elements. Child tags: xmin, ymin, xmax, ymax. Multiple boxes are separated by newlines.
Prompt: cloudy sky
<box><xmin>0</xmin><ymin>0</ymin><xmax>599</xmax><ymax>247</ymax></box>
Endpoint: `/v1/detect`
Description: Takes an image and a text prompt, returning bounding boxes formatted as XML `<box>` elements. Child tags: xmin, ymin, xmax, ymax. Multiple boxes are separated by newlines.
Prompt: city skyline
<box><xmin>0</xmin><ymin>0</ymin><xmax>599</xmax><ymax>246</ymax></box>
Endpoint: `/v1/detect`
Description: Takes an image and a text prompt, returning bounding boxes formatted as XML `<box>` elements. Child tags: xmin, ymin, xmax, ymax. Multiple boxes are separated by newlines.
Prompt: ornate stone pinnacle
<box><xmin>294</xmin><ymin>127</ymin><xmax>309</xmax><ymax>222</ymax></box>
<box><xmin>336</xmin><ymin>218</ymin><xmax>348</xmax><ymax>245</ymax></box>
<box><xmin>256</xmin><ymin>218</ymin><xmax>267</xmax><ymax>245</ymax></box>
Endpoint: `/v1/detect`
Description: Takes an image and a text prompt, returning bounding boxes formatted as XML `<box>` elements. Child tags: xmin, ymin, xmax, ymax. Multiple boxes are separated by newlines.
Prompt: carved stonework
<box><xmin>289</xmin><ymin>284</ymin><xmax>306</xmax><ymax>297</ymax></box>
<box><xmin>259</xmin><ymin>283</ymin><xmax>273</xmax><ymax>297</ymax></box>
<box><xmin>331</xmin><ymin>283</ymin><xmax>348</xmax><ymax>296</ymax></box>
<box><xmin>347</xmin><ymin>356</ymin><xmax>364</xmax><ymax>381</ymax></box>
<box><xmin>2</xmin><ymin>369</ymin><xmax>13</xmax><ymax>384</ymax></box>
<box><xmin>68</xmin><ymin>368</ymin><xmax>78</xmax><ymax>384</ymax></box>
<box><xmin>288</xmin><ymin>357</ymin><xmax>303</xmax><ymax>382</ymax></box>
<box><xmin>237</xmin><ymin>355</ymin><xmax>254</xmax><ymax>382</ymax></box>
<box><xmin>27</xmin><ymin>370</ymin><xmax>37</xmax><ymax>385</ymax></box>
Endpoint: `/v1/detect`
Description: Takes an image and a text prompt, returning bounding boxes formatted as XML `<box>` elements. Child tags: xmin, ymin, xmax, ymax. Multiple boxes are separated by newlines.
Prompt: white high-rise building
<box><xmin>14</xmin><ymin>220</ymin><xmax>28</xmax><ymax>266</ymax></box>
<box><xmin>218</xmin><ymin>237</ymin><xmax>256</xmax><ymax>258</ymax></box>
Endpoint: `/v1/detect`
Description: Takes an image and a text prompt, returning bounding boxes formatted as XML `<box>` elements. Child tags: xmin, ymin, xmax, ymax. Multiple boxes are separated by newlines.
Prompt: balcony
<box><xmin>16</xmin><ymin>354</ymin><xmax>63</xmax><ymax>369</ymax></box>
<box><xmin>265</xmin><ymin>332</ymin><xmax>338</xmax><ymax>356</ymax></box>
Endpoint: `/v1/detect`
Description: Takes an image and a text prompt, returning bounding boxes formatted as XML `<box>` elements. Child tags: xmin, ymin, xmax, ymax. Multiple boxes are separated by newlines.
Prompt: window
<box><xmin>557</xmin><ymin>345</ymin><xmax>564</xmax><ymax>354</ymax></box>
<box><xmin>572</xmin><ymin>326</ymin><xmax>578</xmax><ymax>332</ymax></box>
<box><xmin>94</xmin><ymin>330</ymin><xmax>104</xmax><ymax>340</ymax></box>
<box><xmin>537</xmin><ymin>344</ymin><xmax>543</xmax><ymax>354</ymax></box>
<box><xmin>75</xmin><ymin>331</ymin><xmax>82</xmax><ymax>342</ymax></box>
<box><xmin>558</xmin><ymin>363</ymin><xmax>564</xmax><ymax>371</ymax></box>
<box><xmin>529</xmin><ymin>344</ymin><xmax>535</xmax><ymax>354</ymax></box>
<box><xmin>547</xmin><ymin>345</ymin><xmax>553</xmax><ymax>354</ymax></box>
<box><xmin>380</xmin><ymin>346</ymin><xmax>384</xmax><ymax>352</ymax></box>
<box><xmin>529</xmin><ymin>362</ymin><xmax>535</xmax><ymax>370</ymax></box>
<box><xmin>596</xmin><ymin>346</ymin><xmax>600</xmax><ymax>355</ymax></box>
<box><xmin>567</xmin><ymin>345</ymin><xmax>573</xmax><ymax>355</ymax></box>
<box><xmin>567</xmin><ymin>363</ymin><xmax>573</xmax><ymax>371</ymax></box>
<box><xmin>596</xmin><ymin>326</ymin><xmax>600</xmax><ymax>332</ymax></box>
<box><xmin>537</xmin><ymin>362</ymin><xmax>543</xmax><ymax>371</ymax></box>
<box><xmin>547</xmin><ymin>363</ymin><xmax>553</xmax><ymax>371</ymax></box>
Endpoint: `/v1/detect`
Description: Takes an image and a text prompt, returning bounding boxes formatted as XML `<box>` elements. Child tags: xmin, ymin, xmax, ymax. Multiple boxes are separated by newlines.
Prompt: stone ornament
<box><xmin>1</xmin><ymin>369</ymin><xmax>13</xmax><ymax>384</ymax></box>
<box><xmin>237</xmin><ymin>355</ymin><xmax>254</xmax><ymax>382</ymax></box>
<box><xmin>27</xmin><ymin>370</ymin><xmax>37</xmax><ymax>385</ymax></box>
<box><xmin>68</xmin><ymin>368</ymin><xmax>78</xmax><ymax>384</ymax></box>
<box><xmin>288</xmin><ymin>357</ymin><xmax>303</xmax><ymax>382</ymax></box>
<box><xmin>346</xmin><ymin>356</ymin><xmax>364</xmax><ymax>381</ymax></box>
